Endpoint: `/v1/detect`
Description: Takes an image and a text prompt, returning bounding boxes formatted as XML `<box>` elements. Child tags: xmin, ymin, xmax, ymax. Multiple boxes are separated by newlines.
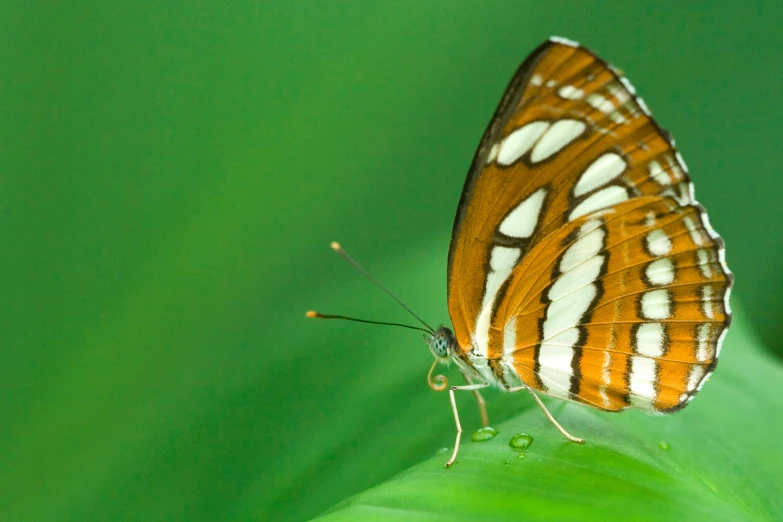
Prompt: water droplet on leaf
<box><xmin>516</xmin><ymin>452</ymin><xmax>527</xmax><ymax>459</ymax></box>
<box><xmin>471</xmin><ymin>426</ymin><xmax>499</xmax><ymax>442</ymax></box>
<box><xmin>436</xmin><ymin>447</ymin><xmax>449</xmax><ymax>454</ymax></box>
<box><xmin>658</xmin><ymin>441</ymin><xmax>670</xmax><ymax>451</ymax></box>
<box><xmin>509</xmin><ymin>432</ymin><xmax>534</xmax><ymax>451</ymax></box>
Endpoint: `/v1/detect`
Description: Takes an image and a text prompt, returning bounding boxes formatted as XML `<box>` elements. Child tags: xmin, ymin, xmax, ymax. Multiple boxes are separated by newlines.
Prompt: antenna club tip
<box><xmin>305</xmin><ymin>310</ymin><xmax>318</xmax><ymax>318</ymax></box>
<box><xmin>330</xmin><ymin>241</ymin><xmax>341</xmax><ymax>251</ymax></box>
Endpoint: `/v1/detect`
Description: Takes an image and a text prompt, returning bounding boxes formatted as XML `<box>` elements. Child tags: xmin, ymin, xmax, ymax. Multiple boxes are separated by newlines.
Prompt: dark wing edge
<box><xmin>446</xmin><ymin>38</ymin><xmax>558</xmax><ymax>287</ymax></box>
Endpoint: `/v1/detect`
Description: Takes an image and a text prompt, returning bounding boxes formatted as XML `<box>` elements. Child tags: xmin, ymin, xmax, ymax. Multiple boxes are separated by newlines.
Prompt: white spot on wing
<box><xmin>645</xmin><ymin>258</ymin><xmax>675</xmax><ymax>286</ymax></box>
<box><xmin>573</xmin><ymin>153</ymin><xmax>627</xmax><ymax>197</ymax></box>
<box><xmin>500</xmin><ymin>316</ymin><xmax>523</xmax><ymax>387</ymax></box>
<box><xmin>586</xmin><ymin>93</ymin><xmax>614</xmax><ymax>113</ymax></box>
<box><xmin>569</xmin><ymin>185</ymin><xmax>629</xmax><ymax>221</ymax></box>
<box><xmin>499</xmin><ymin>188</ymin><xmax>547</xmax><ymax>238</ymax></box>
<box><xmin>487</xmin><ymin>143</ymin><xmax>499</xmax><ymax>164</ymax></box>
<box><xmin>609</xmin><ymin>112</ymin><xmax>626</xmax><ymax>124</ymax></box>
<box><xmin>660</xmin><ymin>181</ymin><xmax>692</xmax><ymax>205</ymax></box>
<box><xmin>646</xmin><ymin>229</ymin><xmax>672</xmax><ymax>256</ymax></box>
<box><xmin>538</xmin><ymin>327</ymin><xmax>579</xmax><ymax>399</ymax></box>
<box><xmin>549</xmin><ymin>255</ymin><xmax>604</xmax><ymax>302</ymax></box>
<box><xmin>497</xmin><ymin>121</ymin><xmax>550</xmax><ymax>165</ymax></box>
<box><xmin>641</xmin><ymin>290</ymin><xmax>672</xmax><ymax>320</ymax></box>
<box><xmin>489</xmin><ymin>246</ymin><xmax>520</xmax><ymax>273</ymax></box>
<box><xmin>629</xmin><ymin>356</ymin><xmax>657</xmax><ymax>408</ymax></box>
<box><xmin>600</xmin><ymin>350</ymin><xmax>612</xmax><ymax>407</ymax></box>
<box><xmin>649</xmin><ymin>160</ymin><xmax>671</xmax><ymax>186</ymax></box>
<box><xmin>687</xmin><ymin>365</ymin><xmax>705</xmax><ymax>392</ymax></box>
<box><xmin>557</xmin><ymin>85</ymin><xmax>583</xmax><ymax>100</ymax></box>
<box><xmin>543</xmin><ymin>284</ymin><xmax>596</xmax><ymax>341</ymax></box>
<box><xmin>667</xmin><ymin>154</ymin><xmax>685</xmax><ymax>181</ymax></box>
<box><xmin>607</xmin><ymin>81</ymin><xmax>631</xmax><ymax>105</ymax></box>
<box><xmin>701</xmin><ymin>285</ymin><xmax>714</xmax><ymax>319</ymax></box>
<box><xmin>530</xmin><ymin>119</ymin><xmax>586</xmax><ymax>163</ymax></box>
<box><xmin>561</xmin><ymin>223</ymin><xmax>605</xmax><ymax>272</ymax></box>
<box><xmin>697</xmin><ymin>324</ymin><xmax>711</xmax><ymax>362</ymax></box>
<box><xmin>599</xmin><ymin>388</ymin><xmax>610</xmax><ymax>408</ymax></box>
<box><xmin>635</xmin><ymin>323</ymin><xmax>665</xmax><ymax>357</ymax></box>
<box><xmin>680</xmin><ymin>182</ymin><xmax>693</xmax><ymax>203</ymax></box>
<box><xmin>531</xmin><ymin>74</ymin><xmax>543</xmax><ymax>86</ymax></box>
<box><xmin>684</xmin><ymin>216</ymin><xmax>705</xmax><ymax>246</ymax></box>
<box><xmin>697</xmin><ymin>249</ymin><xmax>713</xmax><ymax>278</ymax></box>
<box><xmin>474</xmin><ymin>246</ymin><xmax>520</xmax><ymax>357</ymax></box>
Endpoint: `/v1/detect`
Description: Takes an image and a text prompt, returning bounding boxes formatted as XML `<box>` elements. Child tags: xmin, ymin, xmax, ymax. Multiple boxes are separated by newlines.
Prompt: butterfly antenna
<box><xmin>325</xmin><ymin>241</ymin><xmax>435</xmax><ymax>334</ymax></box>
<box><xmin>305</xmin><ymin>311</ymin><xmax>432</xmax><ymax>334</ymax></box>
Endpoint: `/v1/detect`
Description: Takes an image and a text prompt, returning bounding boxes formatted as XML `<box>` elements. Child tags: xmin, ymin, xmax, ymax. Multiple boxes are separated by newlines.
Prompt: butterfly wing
<box><xmin>492</xmin><ymin>196</ymin><xmax>731</xmax><ymax>412</ymax></box>
<box><xmin>446</xmin><ymin>37</ymin><xmax>732</xmax><ymax>412</ymax></box>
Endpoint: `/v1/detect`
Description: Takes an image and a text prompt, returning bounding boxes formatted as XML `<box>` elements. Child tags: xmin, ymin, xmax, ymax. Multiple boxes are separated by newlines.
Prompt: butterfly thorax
<box><xmin>454</xmin><ymin>348</ymin><xmax>506</xmax><ymax>388</ymax></box>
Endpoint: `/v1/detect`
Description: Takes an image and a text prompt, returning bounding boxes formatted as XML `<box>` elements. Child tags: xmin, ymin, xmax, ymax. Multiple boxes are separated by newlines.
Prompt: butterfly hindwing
<box><xmin>490</xmin><ymin>196</ymin><xmax>730</xmax><ymax>411</ymax></box>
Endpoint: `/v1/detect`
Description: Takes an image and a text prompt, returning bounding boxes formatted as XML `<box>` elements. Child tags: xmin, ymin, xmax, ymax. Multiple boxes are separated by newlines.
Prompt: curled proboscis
<box><xmin>427</xmin><ymin>358</ymin><xmax>448</xmax><ymax>391</ymax></box>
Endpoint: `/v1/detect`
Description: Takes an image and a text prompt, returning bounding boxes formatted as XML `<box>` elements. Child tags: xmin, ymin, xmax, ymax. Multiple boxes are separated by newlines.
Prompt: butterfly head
<box><xmin>427</xmin><ymin>326</ymin><xmax>457</xmax><ymax>362</ymax></box>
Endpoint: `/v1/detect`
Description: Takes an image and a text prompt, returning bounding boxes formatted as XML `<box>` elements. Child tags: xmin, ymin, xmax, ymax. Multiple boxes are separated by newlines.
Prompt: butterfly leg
<box><xmin>445</xmin><ymin>382</ymin><xmax>490</xmax><ymax>467</ymax></box>
<box><xmin>507</xmin><ymin>385</ymin><xmax>585</xmax><ymax>444</ymax></box>
<box><xmin>461</xmin><ymin>371</ymin><xmax>489</xmax><ymax>427</ymax></box>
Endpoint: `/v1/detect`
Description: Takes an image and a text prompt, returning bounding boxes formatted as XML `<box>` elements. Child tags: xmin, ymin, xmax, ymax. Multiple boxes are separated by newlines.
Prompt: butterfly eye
<box><xmin>428</xmin><ymin>336</ymin><xmax>448</xmax><ymax>358</ymax></box>
<box><xmin>428</xmin><ymin>327</ymin><xmax>456</xmax><ymax>360</ymax></box>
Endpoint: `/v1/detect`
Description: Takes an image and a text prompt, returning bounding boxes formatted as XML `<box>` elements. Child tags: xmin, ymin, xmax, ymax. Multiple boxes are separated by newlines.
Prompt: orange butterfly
<box><xmin>309</xmin><ymin>37</ymin><xmax>732</xmax><ymax>467</ymax></box>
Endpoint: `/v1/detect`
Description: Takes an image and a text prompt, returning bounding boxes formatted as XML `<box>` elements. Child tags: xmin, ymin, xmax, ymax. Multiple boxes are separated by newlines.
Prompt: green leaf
<box><xmin>316</xmin><ymin>300</ymin><xmax>783</xmax><ymax>521</ymax></box>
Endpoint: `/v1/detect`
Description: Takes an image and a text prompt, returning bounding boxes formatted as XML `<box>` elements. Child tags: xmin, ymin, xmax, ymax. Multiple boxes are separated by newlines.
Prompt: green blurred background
<box><xmin>2</xmin><ymin>1</ymin><xmax>781</xmax><ymax>520</ymax></box>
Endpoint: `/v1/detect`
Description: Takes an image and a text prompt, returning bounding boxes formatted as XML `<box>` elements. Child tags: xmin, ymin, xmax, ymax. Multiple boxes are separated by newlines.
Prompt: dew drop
<box><xmin>436</xmin><ymin>447</ymin><xmax>449</xmax><ymax>455</ymax></box>
<box><xmin>658</xmin><ymin>441</ymin><xmax>670</xmax><ymax>451</ymax></box>
<box><xmin>509</xmin><ymin>432</ymin><xmax>534</xmax><ymax>451</ymax></box>
<box><xmin>516</xmin><ymin>453</ymin><xmax>527</xmax><ymax>460</ymax></box>
<box><xmin>471</xmin><ymin>426</ymin><xmax>499</xmax><ymax>442</ymax></box>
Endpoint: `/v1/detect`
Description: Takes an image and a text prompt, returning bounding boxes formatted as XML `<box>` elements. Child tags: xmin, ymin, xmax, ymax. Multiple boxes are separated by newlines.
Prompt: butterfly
<box><xmin>309</xmin><ymin>36</ymin><xmax>732</xmax><ymax>467</ymax></box>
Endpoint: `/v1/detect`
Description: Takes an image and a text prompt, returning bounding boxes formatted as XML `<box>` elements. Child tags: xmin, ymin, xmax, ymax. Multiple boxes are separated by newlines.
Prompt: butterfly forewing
<box><xmin>447</xmin><ymin>38</ymin><xmax>732</xmax><ymax>413</ymax></box>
